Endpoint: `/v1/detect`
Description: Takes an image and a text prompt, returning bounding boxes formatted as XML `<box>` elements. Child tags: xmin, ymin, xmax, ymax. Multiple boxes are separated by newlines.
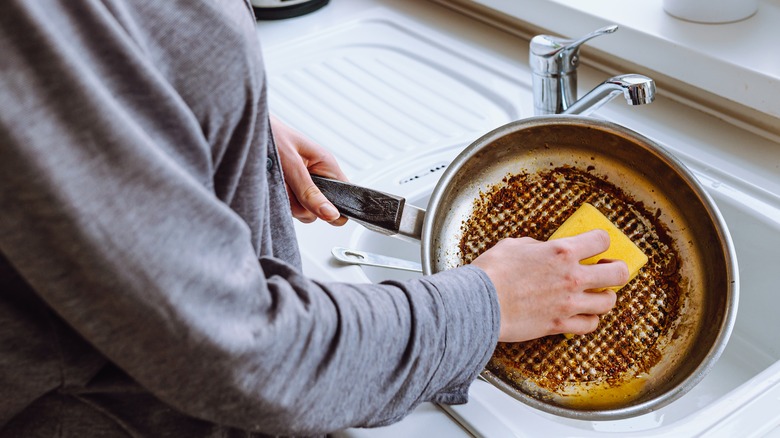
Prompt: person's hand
<box><xmin>471</xmin><ymin>229</ymin><xmax>628</xmax><ymax>342</ymax></box>
<box><xmin>270</xmin><ymin>115</ymin><xmax>348</xmax><ymax>226</ymax></box>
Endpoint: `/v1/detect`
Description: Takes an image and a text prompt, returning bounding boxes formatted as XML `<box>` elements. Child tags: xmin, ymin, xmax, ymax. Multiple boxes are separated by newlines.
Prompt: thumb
<box><xmin>295</xmin><ymin>176</ymin><xmax>342</xmax><ymax>223</ymax></box>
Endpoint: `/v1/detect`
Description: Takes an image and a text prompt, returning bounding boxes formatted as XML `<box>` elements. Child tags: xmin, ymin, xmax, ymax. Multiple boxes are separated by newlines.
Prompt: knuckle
<box><xmin>493</xmin><ymin>238</ymin><xmax>509</xmax><ymax>248</ymax></box>
<box><xmin>300</xmin><ymin>184</ymin><xmax>323</xmax><ymax>204</ymax></box>
<box><xmin>572</xmin><ymin>316</ymin><xmax>600</xmax><ymax>335</ymax></box>
<box><xmin>607</xmin><ymin>291</ymin><xmax>618</xmax><ymax>308</ymax></box>
<box><xmin>551</xmin><ymin>241</ymin><xmax>576</xmax><ymax>261</ymax></box>
<box><xmin>618</xmin><ymin>262</ymin><xmax>630</xmax><ymax>283</ymax></box>
<box><xmin>588</xmin><ymin>316</ymin><xmax>601</xmax><ymax>333</ymax></box>
<box><xmin>494</xmin><ymin>238</ymin><xmax>515</xmax><ymax>251</ymax></box>
<box><xmin>557</xmin><ymin>292</ymin><xmax>578</xmax><ymax>315</ymax></box>
<box><xmin>550</xmin><ymin>317</ymin><xmax>566</xmax><ymax>333</ymax></box>
<box><xmin>562</xmin><ymin>273</ymin><xmax>582</xmax><ymax>291</ymax></box>
<box><xmin>595</xmin><ymin>291</ymin><xmax>617</xmax><ymax>314</ymax></box>
<box><xmin>594</xmin><ymin>229</ymin><xmax>611</xmax><ymax>249</ymax></box>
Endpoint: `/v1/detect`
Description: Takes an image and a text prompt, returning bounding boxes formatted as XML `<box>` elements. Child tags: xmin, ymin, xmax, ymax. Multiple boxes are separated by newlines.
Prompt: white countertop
<box><xmin>256</xmin><ymin>0</ymin><xmax>780</xmax><ymax>197</ymax></box>
<box><xmin>434</xmin><ymin>0</ymin><xmax>780</xmax><ymax>121</ymax></box>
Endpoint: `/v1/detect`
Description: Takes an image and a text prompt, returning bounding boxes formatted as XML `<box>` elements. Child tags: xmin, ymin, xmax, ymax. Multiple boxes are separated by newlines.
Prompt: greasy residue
<box><xmin>459</xmin><ymin>167</ymin><xmax>683</xmax><ymax>409</ymax></box>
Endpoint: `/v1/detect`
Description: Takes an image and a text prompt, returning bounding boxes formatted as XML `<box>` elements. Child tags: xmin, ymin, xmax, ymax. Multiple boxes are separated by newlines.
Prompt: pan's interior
<box><xmin>422</xmin><ymin>118</ymin><xmax>734</xmax><ymax>419</ymax></box>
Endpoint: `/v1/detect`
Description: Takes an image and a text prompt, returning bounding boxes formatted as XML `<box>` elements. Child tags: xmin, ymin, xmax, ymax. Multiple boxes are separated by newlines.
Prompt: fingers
<box><xmin>271</xmin><ymin>114</ymin><xmax>348</xmax><ymax>226</ymax></box>
<box><xmin>483</xmin><ymin>234</ymin><xmax>627</xmax><ymax>342</ymax></box>
<box><xmin>306</xmin><ymin>151</ymin><xmax>348</xmax><ymax>184</ymax></box>
<box><xmin>575</xmin><ymin>288</ymin><xmax>618</xmax><ymax>316</ymax></box>
<box><xmin>560</xmin><ymin>314</ymin><xmax>602</xmax><ymax>336</ymax></box>
<box><xmin>288</xmin><ymin>178</ymin><xmax>348</xmax><ymax>226</ymax></box>
<box><xmin>550</xmin><ymin>230</ymin><xmax>630</xmax><ymax>290</ymax></box>
<box><xmin>562</xmin><ymin>228</ymin><xmax>611</xmax><ymax>260</ymax></box>
<box><xmin>588</xmin><ymin>258</ymin><xmax>630</xmax><ymax>289</ymax></box>
<box><xmin>285</xmin><ymin>185</ymin><xmax>317</xmax><ymax>223</ymax></box>
<box><xmin>286</xmin><ymin>173</ymin><xmax>343</xmax><ymax>224</ymax></box>
<box><xmin>549</xmin><ymin>289</ymin><xmax>615</xmax><ymax>336</ymax></box>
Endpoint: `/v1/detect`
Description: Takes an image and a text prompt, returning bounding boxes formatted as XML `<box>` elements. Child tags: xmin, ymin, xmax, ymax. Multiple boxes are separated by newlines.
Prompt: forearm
<box><xmin>0</xmin><ymin>68</ymin><xmax>498</xmax><ymax>436</ymax></box>
<box><xmin>0</xmin><ymin>1</ymin><xmax>499</xmax><ymax>431</ymax></box>
<box><xmin>0</xmin><ymin>169</ymin><xmax>497</xmax><ymax>435</ymax></box>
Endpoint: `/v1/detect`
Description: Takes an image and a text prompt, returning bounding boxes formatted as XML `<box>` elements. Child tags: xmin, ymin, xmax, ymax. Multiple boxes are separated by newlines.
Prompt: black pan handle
<box><xmin>311</xmin><ymin>175</ymin><xmax>405</xmax><ymax>235</ymax></box>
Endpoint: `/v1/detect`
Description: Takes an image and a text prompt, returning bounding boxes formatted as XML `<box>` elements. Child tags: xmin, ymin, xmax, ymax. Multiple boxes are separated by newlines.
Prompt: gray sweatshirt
<box><xmin>0</xmin><ymin>0</ymin><xmax>500</xmax><ymax>436</ymax></box>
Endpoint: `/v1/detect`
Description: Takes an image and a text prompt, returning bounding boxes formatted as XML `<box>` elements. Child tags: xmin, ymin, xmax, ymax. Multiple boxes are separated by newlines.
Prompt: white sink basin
<box><xmin>347</xmin><ymin>159</ymin><xmax>780</xmax><ymax>435</ymax></box>
<box><xmin>261</xmin><ymin>3</ymin><xmax>780</xmax><ymax>435</ymax></box>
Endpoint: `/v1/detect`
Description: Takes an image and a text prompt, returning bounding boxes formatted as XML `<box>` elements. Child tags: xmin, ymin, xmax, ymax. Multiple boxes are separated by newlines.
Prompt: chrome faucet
<box><xmin>530</xmin><ymin>25</ymin><xmax>656</xmax><ymax>116</ymax></box>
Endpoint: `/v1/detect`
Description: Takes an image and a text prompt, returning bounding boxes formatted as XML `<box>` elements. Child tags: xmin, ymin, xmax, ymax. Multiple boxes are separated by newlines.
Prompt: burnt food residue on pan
<box><xmin>459</xmin><ymin>166</ymin><xmax>682</xmax><ymax>407</ymax></box>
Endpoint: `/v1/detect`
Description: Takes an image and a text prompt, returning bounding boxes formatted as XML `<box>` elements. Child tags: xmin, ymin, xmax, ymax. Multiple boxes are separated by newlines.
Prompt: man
<box><xmin>0</xmin><ymin>0</ymin><xmax>627</xmax><ymax>436</ymax></box>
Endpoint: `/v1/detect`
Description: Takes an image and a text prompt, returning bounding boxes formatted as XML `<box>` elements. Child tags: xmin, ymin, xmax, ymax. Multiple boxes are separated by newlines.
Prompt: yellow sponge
<box><xmin>548</xmin><ymin>203</ymin><xmax>648</xmax><ymax>290</ymax></box>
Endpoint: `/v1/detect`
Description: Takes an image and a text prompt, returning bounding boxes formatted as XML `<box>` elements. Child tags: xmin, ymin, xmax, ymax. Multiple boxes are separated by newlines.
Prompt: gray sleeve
<box><xmin>0</xmin><ymin>1</ymin><xmax>500</xmax><ymax>435</ymax></box>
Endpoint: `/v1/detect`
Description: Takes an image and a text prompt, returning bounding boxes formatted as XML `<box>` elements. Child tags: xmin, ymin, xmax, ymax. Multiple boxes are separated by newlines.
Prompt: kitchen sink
<box><xmin>259</xmin><ymin>2</ymin><xmax>780</xmax><ymax>435</ymax></box>
<box><xmin>348</xmin><ymin>161</ymin><xmax>780</xmax><ymax>433</ymax></box>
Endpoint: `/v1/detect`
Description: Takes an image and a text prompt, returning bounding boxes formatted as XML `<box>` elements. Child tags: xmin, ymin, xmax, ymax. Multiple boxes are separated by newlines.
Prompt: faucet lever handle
<box><xmin>530</xmin><ymin>24</ymin><xmax>618</xmax><ymax>74</ymax></box>
<box><xmin>561</xmin><ymin>24</ymin><xmax>618</xmax><ymax>55</ymax></box>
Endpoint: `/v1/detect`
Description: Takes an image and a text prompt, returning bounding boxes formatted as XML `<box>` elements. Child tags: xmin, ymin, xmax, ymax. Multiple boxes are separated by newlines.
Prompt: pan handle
<box><xmin>311</xmin><ymin>175</ymin><xmax>425</xmax><ymax>241</ymax></box>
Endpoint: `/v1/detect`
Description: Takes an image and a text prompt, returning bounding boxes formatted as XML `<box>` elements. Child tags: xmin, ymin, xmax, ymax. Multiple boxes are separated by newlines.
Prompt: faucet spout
<box><xmin>562</xmin><ymin>74</ymin><xmax>656</xmax><ymax>116</ymax></box>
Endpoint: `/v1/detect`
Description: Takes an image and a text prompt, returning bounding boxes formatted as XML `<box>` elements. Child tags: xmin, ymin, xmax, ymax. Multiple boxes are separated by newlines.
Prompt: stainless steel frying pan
<box><xmin>312</xmin><ymin>115</ymin><xmax>738</xmax><ymax>420</ymax></box>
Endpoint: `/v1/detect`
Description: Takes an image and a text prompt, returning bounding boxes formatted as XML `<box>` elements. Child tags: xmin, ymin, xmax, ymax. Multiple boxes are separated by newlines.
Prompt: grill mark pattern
<box><xmin>459</xmin><ymin>167</ymin><xmax>682</xmax><ymax>394</ymax></box>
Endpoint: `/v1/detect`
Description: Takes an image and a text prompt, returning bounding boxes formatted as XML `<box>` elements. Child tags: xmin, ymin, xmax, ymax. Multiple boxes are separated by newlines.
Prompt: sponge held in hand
<box><xmin>548</xmin><ymin>202</ymin><xmax>648</xmax><ymax>290</ymax></box>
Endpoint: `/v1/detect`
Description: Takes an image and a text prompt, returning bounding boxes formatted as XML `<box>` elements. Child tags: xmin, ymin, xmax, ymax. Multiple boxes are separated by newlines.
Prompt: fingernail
<box><xmin>320</xmin><ymin>204</ymin><xmax>340</xmax><ymax>220</ymax></box>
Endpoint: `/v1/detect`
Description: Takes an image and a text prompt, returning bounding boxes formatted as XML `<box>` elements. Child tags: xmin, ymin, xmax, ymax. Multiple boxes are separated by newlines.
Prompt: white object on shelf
<box><xmin>662</xmin><ymin>0</ymin><xmax>757</xmax><ymax>24</ymax></box>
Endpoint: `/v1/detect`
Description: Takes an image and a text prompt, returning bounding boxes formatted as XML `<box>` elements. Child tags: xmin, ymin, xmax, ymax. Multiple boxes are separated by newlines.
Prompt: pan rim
<box><xmin>420</xmin><ymin>115</ymin><xmax>739</xmax><ymax>420</ymax></box>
